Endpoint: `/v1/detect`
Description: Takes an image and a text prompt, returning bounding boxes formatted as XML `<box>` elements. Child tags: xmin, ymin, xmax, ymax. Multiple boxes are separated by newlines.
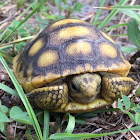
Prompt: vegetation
<box><xmin>0</xmin><ymin>0</ymin><xmax>140</xmax><ymax>139</ymax></box>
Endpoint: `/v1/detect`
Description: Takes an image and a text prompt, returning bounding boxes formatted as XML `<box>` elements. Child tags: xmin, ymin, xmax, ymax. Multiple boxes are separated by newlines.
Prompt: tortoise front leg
<box><xmin>26</xmin><ymin>83</ymin><xmax>68</xmax><ymax>110</ymax></box>
<box><xmin>101</xmin><ymin>73</ymin><xmax>137</xmax><ymax>103</ymax></box>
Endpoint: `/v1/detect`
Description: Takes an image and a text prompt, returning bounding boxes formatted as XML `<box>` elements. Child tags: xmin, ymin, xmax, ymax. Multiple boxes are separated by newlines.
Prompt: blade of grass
<box><xmin>92</xmin><ymin>0</ymin><xmax>106</xmax><ymax>26</ymax></box>
<box><xmin>0</xmin><ymin>53</ymin><xmax>43</xmax><ymax>140</ymax></box>
<box><xmin>98</xmin><ymin>0</ymin><xmax>129</xmax><ymax>29</ymax></box>
<box><xmin>105</xmin><ymin>23</ymin><xmax>127</xmax><ymax>32</ymax></box>
<box><xmin>136</xmin><ymin>86</ymin><xmax>140</xmax><ymax>94</ymax></box>
<box><xmin>49</xmin><ymin>125</ymin><xmax>140</xmax><ymax>139</ymax></box>
<box><xmin>121</xmin><ymin>9</ymin><xmax>140</xmax><ymax>22</ymax></box>
<box><xmin>0</xmin><ymin>50</ymin><xmax>13</xmax><ymax>65</ymax></box>
<box><xmin>0</xmin><ymin>83</ymin><xmax>19</xmax><ymax>97</ymax></box>
<box><xmin>105</xmin><ymin>5</ymin><xmax>140</xmax><ymax>10</ymax></box>
<box><xmin>0</xmin><ymin>0</ymin><xmax>47</xmax><ymax>46</ymax></box>
<box><xmin>43</xmin><ymin>110</ymin><xmax>49</xmax><ymax>140</ymax></box>
<box><xmin>0</xmin><ymin>45</ymin><xmax>13</xmax><ymax>50</ymax></box>
<box><xmin>64</xmin><ymin>113</ymin><xmax>75</xmax><ymax>133</ymax></box>
<box><xmin>0</xmin><ymin>0</ymin><xmax>11</xmax><ymax>8</ymax></box>
<box><xmin>0</xmin><ymin>1</ymin><xmax>34</xmax><ymax>42</ymax></box>
<box><xmin>0</xmin><ymin>35</ymin><xmax>35</xmax><ymax>48</ymax></box>
<box><xmin>0</xmin><ymin>50</ymin><xmax>13</xmax><ymax>60</ymax></box>
<box><xmin>111</xmin><ymin>34</ymin><xmax>127</xmax><ymax>37</ymax></box>
<box><xmin>75</xmin><ymin>108</ymin><xmax>120</xmax><ymax>118</ymax></box>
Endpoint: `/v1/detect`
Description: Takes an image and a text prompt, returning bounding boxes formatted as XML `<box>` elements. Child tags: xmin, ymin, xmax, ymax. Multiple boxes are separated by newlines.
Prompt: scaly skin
<box><xmin>101</xmin><ymin>73</ymin><xmax>137</xmax><ymax>102</ymax></box>
<box><xmin>26</xmin><ymin>73</ymin><xmax>137</xmax><ymax>112</ymax></box>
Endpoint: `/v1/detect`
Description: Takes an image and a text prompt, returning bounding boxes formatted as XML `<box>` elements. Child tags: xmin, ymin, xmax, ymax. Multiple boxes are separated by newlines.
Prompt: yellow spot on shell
<box><xmin>101</xmin><ymin>31</ymin><xmax>116</xmax><ymax>44</ymax></box>
<box><xmin>58</xmin><ymin>26</ymin><xmax>98</xmax><ymax>40</ymax></box>
<box><xmin>49</xmin><ymin>19</ymin><xmax>88</xmax><ymax>30</ymax></box>
<box><xmin>99</xmin><ymin>42</ymin><xmax>117</xmax><ymax>58</ymax></box>
<box><xmin>66</xmin><ymin>41</ymin><xmax>92</xmax><ymax>56</ymax></box>
<box><xmin>38</xmin><ymin>51</ymin><xmax>59</xmax><ymax>67</ymax></box>
<box><xmin>50</xmin><ymin>25</ymin><xmax>98</xmax><ymax>46</ymax></box>
<box><xmin>28</xmin><ymin>39</ymin><xmax>44</xmax><ymax>56</ymax></box>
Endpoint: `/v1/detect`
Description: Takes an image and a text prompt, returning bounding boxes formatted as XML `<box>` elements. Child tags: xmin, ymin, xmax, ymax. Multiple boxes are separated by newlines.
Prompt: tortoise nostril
<box><xmin>83</xmin><ymin>78</ymin><xmax>88</xmax><ymax>84</ymax></box>
<box><xmin>89</xmin><ymin>77</ymin><xmax>93</xmax><ymax>82</ymax></box>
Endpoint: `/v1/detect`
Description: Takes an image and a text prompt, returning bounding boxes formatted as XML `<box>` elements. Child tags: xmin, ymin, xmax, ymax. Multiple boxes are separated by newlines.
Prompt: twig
<box><xmin>115</xmin><ymin>122</ymin><xmax>133</xmax><ymax>140</ymax></box>
<box><xmin>125</xmin><ymin>123</ymin><xmax>140</xmax><ymax>140</ymax></box>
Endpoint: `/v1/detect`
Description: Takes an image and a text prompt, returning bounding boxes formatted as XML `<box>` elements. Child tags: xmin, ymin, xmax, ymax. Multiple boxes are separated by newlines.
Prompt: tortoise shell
<box><xmin>13</xmin><ymin>19</ymin><xmax>131</xmax><ymax>93</ymax></box>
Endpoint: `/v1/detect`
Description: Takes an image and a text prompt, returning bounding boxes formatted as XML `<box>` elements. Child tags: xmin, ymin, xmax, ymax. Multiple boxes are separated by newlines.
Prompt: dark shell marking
<box><xmin>13</xmin><ymin>19</ymin><xmax>131</xmax><ymax>93</ymax></box>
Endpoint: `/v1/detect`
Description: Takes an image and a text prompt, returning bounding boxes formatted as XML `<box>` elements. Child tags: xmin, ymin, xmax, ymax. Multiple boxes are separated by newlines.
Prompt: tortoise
<box><xmin>13</xmin><ymin>19</ymin><xmax>137</xmax><ymax>113</ymax></box>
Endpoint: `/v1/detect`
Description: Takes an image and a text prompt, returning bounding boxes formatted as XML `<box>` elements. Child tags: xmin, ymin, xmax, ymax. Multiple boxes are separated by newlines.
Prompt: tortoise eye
<box><xmin>71</xmin><ymin>83</ymin><xmax>80</xmax><ymax>93</ymax></box>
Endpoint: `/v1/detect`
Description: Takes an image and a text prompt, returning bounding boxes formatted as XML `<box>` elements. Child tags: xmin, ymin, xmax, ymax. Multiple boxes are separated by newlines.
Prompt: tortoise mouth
<box><xmin>68</xmin><ymin>94</ymin><xmax>99</xmax><ymax>104</ymax></box>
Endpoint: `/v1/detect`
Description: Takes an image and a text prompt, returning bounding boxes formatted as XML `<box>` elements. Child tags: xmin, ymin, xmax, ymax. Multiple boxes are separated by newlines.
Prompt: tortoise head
<box><xmin>67</xmin><ymin>73</ymin><xmax>101</xmax><ymax>103</ymax></box>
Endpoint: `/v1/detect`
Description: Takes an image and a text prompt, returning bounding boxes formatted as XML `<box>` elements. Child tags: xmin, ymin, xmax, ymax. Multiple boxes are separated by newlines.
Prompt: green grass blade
<box><xmin>0</xmin><ymin>35</ymin><xmax>35</xmax><ymax>48</ymax></box>
<box><xmin>92</xmin><ymin>0</ymin><xmax>106</xmax><ymax>26</ymax></box>
<box><xmin>108</xmin><ymin>5</ymin><xmax>140</xmax><ymax>10</ymax></box>
<box><xmin>0</xmin><ymin>45</ymin><xmax>13</xmax><ymax>50</ymax></box>
<box><xmin>49</xmin><ymin>125</ymin><xmax>140</xmax><ymax>139</ymax></box>
<box><xmin>121</xmin><ymin>9</ymin><xmax>140</xmax><ymax>22</ymax></box>
<box><xmin>0</xmin><ymin>1</ymin><xmax>34</xmax><ymax>42</ymax></box>
<box><xmin>0</xmin><ymin>53</ymin><xmax>43</xmax><ymax>140</ymax></box>
<box><xmin>121</xmin><ymin>46</ymin><xmax>137</xmax><ymax>54</ymax></box>
<box><xmin>0</xmin><ymin>0</ymin><xmax>47</xmax><ymax>46</ymax></box>
<box><xmin>105</xmin><ymin>23</ymin><xmax>127</xmax><ymax>32</ymax></box>
<box><xmin>0</xmin><ymin>0</ymin><xmax>10</xmax><ymax>8</ymax></box>
<box><xmin>64</xmin><ymin>113</ymin><xmax>75</xmax><ymax>133</ymax></box>
<box><xmin>127</xmin><ymin>19</ymin><xmax>140</xmax><ymax>49</ymax></box>
<box><xmin>0</xmin><ymin>50</ymin><xmax>13</xmax><ymax>65</ymax></box>
<box><xmin>43</xmin><ymin>110</ymin><xmax>49</xmax><ymax>140</ymax></box>
<box><xmin>111</xmin><ymin>34</ymin><xmax>127</xmax><ymax>37</ymax></box>
<box><xmin>98</xmin><ymin>0</ymin><xmax>129</xmax><ymax>29</ymax></box>
<box><xmin>136</xmin><ymin>86</ymin><xmax>140</xmax><ymax>94</ymax></box>
<box><xmin>0</xmin><ymin>83</ymin><xmax>19</xmax><ymax>97</ymax></box>
<box><xmin>0</xmin><ymin>51</ymin><xmax>13</xmax><ymax>60</ymax></box>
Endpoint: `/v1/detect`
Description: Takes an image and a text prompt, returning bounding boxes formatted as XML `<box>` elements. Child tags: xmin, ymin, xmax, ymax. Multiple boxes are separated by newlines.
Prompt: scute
<box><xmin>13</xmin><ymin>19</ymin><xmax>131</xmax><ymax>93</ymax></box>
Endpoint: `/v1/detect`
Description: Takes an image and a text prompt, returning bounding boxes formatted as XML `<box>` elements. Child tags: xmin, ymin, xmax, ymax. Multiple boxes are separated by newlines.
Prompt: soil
<box><xmin>0</xmin><ymin>0</ymin><xmax>140</xmax><ymax>139</ymax></box>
